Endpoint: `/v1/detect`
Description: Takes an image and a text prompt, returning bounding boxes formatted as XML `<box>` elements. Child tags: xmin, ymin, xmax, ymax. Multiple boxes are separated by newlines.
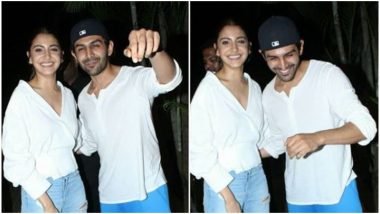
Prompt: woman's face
<box><xmin>27</xmin><ymin>33</ymin><xmax>63</xmax><ymax>77</ymax></box>
<box><xmin>215</xmin><ymin>25</ymin><xmax>250</xmax><ymax>69</ymax></box>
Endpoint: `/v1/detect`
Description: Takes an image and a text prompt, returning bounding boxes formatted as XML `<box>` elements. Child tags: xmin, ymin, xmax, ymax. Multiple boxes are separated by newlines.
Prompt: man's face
<box><xmin>202</xmin><ymin>47</ymin><xmax>222</xmax><ymax>72</ymax></box>
<box><xmin>262</xmin><ymin>42</ymin><xmax>303</xmax><ymax>82</ymax></box>
<box><xmin>72</xmin><ymin>35</ymin><xmax>112</xmax><ymax>76</ymax></box>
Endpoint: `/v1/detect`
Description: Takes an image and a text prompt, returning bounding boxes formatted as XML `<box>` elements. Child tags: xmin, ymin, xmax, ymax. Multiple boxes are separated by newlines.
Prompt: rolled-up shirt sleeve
<box><xmin>2</xmin><ymin>94</ymin><xmax>50</xmax><ymax>199</ymax></box>
<box><xmin>148</xmin><ymin>59</ymin><xmax>183</xmax><ymax>97</ymax></box>
<box><xmin>327</xmin><ymin>66</ymin><xmax>377</xmax><ymax>146</ymax></box>
<box><xmin>189</xmin><ymin>89</ymin><xmax>233</xmax><ymax>193</ymax></box>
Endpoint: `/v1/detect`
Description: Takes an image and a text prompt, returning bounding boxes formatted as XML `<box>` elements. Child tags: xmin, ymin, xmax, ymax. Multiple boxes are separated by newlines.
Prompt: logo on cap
<box><xmin>271</xmin><ymin>41</ymin><xmax>280</xmax><ymax>47</ymax></box>
<box><xmin>79</xmin><ymin>30</ymin><xmax>86</xmax><ymax>36</ymax></box>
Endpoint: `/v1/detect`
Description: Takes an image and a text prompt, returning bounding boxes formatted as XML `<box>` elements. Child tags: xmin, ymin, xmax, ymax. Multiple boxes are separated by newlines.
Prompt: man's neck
<box><xmin>88</xmin><ymin>64</ymin><xmax>120</xmax><ymax>96</ymax></box>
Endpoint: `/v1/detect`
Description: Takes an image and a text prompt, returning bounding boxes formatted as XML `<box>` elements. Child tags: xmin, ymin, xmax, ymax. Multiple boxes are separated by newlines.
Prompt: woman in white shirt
<box><xmin>2</xmin><ymin>27</ymin><xmax>87</xmax><ymax>213</ymax></box>
<box><xmin>190</xmin><ymin>18</ymin><xmax>270</xmax><ymax>213</ymax></box>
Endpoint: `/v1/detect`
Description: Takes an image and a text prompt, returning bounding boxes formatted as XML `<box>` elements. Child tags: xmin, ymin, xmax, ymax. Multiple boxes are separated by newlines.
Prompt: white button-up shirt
<box><xmin>78</xmin><ymin>61</ymin><xmax>182</xmax><ymax>203</ymax></box>
<box><xmin>2</xmin><ymin>81</ymin><xmax>79</xmax><ymax>199</ymax></box>
<box><xmin>190</xmin><ymin>72</ymin><xmax>269</xmax><ymax>193</ymax></box>
<box><xmin>262</xmin><ymin>60</ymin><xmax>377</xmax><ymax>204</ymax></box>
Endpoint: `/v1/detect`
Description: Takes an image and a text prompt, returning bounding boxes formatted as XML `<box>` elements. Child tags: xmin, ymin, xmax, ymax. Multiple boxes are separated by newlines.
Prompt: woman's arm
<box><xmin>38</xmin><ymin>193</ymin><xmax>58</xmax><ymax>213</ymax></box>
<box><xmin>219</xmin><ymin>186</ymin><xmax>241</xmax><ymax>213</ymax></box>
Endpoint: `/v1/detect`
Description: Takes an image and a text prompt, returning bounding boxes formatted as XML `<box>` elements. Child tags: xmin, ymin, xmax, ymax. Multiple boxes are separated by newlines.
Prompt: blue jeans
<box><xmin>204</xmin><ymin>165</ymin><xmax>270</xmax><ymax>213</ymax></box>
<box><xmin>100</xmin><ymin>184</ymin><xmax>171</xmax><ymax>213</ymax></box>
<box><xmin>288</xmin><ymin>179</ymin><xmax>362</xmax><ymax>213</ymax></box>
<box><xmin>21</xmin><ymin>170</ymin><xmax>87</xmax><ymax>213</ymax></box>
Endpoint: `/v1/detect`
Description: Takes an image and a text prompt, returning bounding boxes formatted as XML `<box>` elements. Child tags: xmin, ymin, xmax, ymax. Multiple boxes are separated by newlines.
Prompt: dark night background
<box><xmin>190</xmin><ymin>1</ymin><xmax>378</xmax><ymax>213</ymax></box>
<box><xmin>191</xmin><ymin>2</ymin><xmax>358</xmax><ymax>93</ymax></box>
<box><xmin>2</xmin><ymin>1</ymin><xmax>188</xmax><ymax>212</ymax></box>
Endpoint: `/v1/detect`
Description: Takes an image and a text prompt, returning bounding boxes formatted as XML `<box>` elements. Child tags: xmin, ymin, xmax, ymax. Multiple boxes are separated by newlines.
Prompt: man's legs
<box><xmin>287</xmin><ymin>203</ymin><xmax>315</xmax><ymax>213</ymax></box>
<box><xmin>316</xmin><ymin>179</ymin><xmax>362</xmax><ymax>213</ymax></box>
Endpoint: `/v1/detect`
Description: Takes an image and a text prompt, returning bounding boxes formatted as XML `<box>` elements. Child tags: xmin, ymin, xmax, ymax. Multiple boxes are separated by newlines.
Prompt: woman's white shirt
<box><xmin>2</xmin><ymin>80</ymin><xmax>79</xmax><ymax>199</ymax></box>
<box><xmin>190</xmin><ymin>72</ymin><xmax>267</xmax><ymax>193</ymax></box>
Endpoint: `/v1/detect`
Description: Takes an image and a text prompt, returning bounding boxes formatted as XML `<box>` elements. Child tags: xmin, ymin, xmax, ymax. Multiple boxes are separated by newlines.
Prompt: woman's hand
<box><xmin>44</xmin><ymin>205</ymin><xmax>58</xmax><ymax>213</ymax></box>
<box><xmin>225</xmin><ymin>199</ymin><xmax>241</xmax><ymax>213</ymax></box>
<box><xmin>219</xmin><ymin>186</ymin><xmax>241</xmax><ymax>213</ymax></box>
<box><xmin>38</xmin><ymin>193</ymin><xmax>58</xmax><ymax>213</ymax></box>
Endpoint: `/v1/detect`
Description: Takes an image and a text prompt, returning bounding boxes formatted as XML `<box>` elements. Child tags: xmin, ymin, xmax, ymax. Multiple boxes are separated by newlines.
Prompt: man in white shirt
<box><xmin>258</xmin><ymin>16</ymin><xmax>377</xmax><ymax>212</ymax></box>
<box><xmin>70</xmin><ymin>18</ymin><xmax>182</xmax><ymax>212</ymax></box>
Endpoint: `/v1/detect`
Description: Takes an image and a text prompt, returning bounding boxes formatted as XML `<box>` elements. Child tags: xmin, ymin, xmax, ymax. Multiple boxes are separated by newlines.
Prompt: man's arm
<box><xmin>124</xmin><ymin>29</ymin><xmax>176</xmax><ymax>84</ymax></box>
<box><xmin>286</xmin><ymin>122</ymin><xmax>365</xmax><ymax>159</ymax></box>
<box><xmin>149</xmin><ymin>51</ymin><xmax>176</xmax><ymax>84</ymax></box>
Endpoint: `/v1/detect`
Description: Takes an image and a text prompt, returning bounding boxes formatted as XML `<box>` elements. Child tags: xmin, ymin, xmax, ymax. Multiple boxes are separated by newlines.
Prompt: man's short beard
<box><xmin>276</xmin><ymin>60</ymin><xmax>301</xmax><ymax>82</ymax></box>
<box><xmin>83</xmin><ymin>55</ymin><xmax>108</xmax><ymax>76</ymax></box>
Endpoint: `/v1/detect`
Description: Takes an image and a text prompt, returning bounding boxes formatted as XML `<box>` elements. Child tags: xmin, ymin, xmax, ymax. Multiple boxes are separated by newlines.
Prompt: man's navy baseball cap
<box><xmin>258</xmin><ymin>16</ymin><xmax>300</xmax><ymax>51</ymax></box>
<box><xmin>70</xmin><ymin>18</ymin><xmax>110</xmax><ymax>48</ymax></box>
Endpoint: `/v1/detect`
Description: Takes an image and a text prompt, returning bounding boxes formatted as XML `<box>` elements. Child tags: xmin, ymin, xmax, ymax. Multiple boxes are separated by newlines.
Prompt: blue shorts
<box><xmin>287</xmin><ymin>179</ymin><xmax>362</xmax><ymax>213</ymax></box>
<box><xmin>21</xmin><ymin>170</ymin><xmax>87</xmax><ymax>213</ymax></box>
<box><xmin>203</xmin><ymin>165</ymin><xmax>270</xmax><ymax>213</ymax></box>
<box><xmin>100</xmin><ymin>184</ymin><xmax>171</xmax><ymax>213</ymax></box>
